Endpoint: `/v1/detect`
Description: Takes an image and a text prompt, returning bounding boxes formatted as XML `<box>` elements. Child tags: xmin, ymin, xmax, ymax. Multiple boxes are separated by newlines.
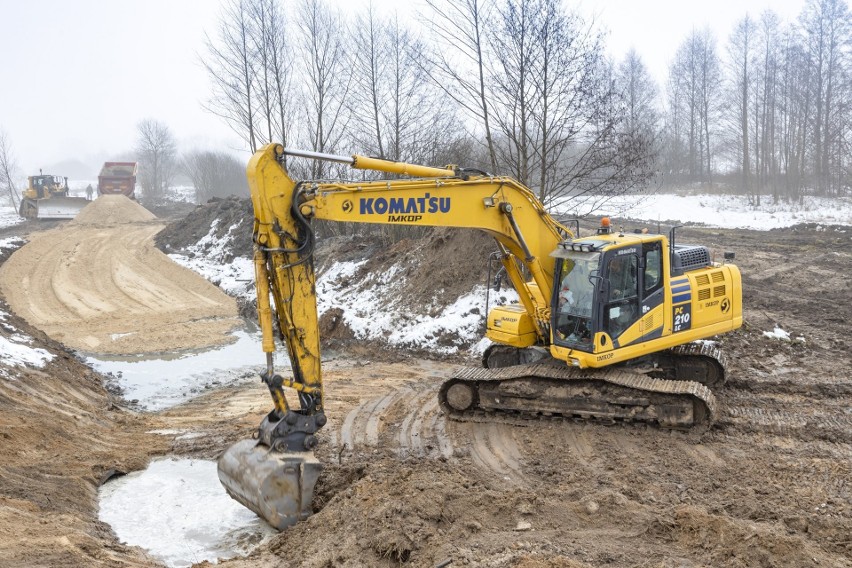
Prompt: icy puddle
<box><xmin>99</xmin><ymin>458</ymin><xmax>277</xmax><ymax>567</ymax></box>
<box><xmin>85</xmin><ymin>327</ymin><xmax>287</xmax><ymax>411</ymax></box>
<box><xmin>92</xmin><ymin>326</ymin><xmax>288</xmax><ymax>564</ymax></box>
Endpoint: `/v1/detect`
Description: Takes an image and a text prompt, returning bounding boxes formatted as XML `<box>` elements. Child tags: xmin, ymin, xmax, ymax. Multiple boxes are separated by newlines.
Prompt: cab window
<box><xmin>644</xmin><ymin>244</ymin><xmax>662</xmax><ymax>293</ymax></box>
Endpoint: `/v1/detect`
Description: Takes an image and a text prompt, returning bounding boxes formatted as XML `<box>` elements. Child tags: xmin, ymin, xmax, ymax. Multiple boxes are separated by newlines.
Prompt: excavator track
<box><xmin>660</xmin><ymin>342</ymin><xmax>728</xmax><ymax>388</ymax></box>
<box><xmin>439</xmin><ymin>363</ymin><xmax>717</xmax><ymax>431</ymax></box>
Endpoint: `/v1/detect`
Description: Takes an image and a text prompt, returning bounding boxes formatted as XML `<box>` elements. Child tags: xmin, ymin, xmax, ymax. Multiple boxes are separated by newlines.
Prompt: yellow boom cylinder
<box><xmin>351</xmin><ymin>155</ymin><xmax>456</xmax><ymax>178</ymax></box>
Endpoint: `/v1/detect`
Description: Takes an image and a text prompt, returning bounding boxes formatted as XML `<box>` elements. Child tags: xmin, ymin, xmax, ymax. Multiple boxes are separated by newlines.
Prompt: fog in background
<box><xmin>0</xmin><ymin>0</ymin><xmax>804</xmax><ymax>176</ymax></box>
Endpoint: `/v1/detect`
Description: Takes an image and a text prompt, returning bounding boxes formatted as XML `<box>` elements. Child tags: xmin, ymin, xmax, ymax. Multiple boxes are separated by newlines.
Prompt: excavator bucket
<box><xmin>217</xmin><ymin>439</ymin><xmax>321</xmax><ymax>530</ymax></box>
<box><xmin>34</xmin><ymin>197</ymin><xmax>89</xmax><ymax>219</ymax></box>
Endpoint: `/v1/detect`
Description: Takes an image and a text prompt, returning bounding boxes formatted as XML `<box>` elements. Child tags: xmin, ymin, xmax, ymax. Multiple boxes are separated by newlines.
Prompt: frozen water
<box><xmin>85</xmin><ymin>327</ymin><xmax>289</xmax><ymax>411</ymax></box>
<box><xmin>99</xmin><ymin>458</ymin><xmax>276</xmax><ymax>567</ymax></box>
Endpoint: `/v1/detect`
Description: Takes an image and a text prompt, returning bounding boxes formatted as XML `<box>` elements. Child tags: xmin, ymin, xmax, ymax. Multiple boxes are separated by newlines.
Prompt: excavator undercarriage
<box><xmin>448</xmin><ymin>343</ymin><xmax>726</xmax><ymax>431</ymax></box>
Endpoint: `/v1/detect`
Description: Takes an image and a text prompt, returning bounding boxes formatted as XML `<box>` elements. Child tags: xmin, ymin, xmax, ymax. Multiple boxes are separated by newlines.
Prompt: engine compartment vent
<box><xmin>671</xmin><ymin>245</ymin><xmax>711</xmax><ymax>275</ymax></box>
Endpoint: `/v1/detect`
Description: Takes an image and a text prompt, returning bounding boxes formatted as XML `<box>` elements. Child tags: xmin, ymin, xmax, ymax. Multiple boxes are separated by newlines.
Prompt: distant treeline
<box><xmin>203</xmin><ymin>0</ymin><xmax>852</xmax><ymax>210</ymax></box>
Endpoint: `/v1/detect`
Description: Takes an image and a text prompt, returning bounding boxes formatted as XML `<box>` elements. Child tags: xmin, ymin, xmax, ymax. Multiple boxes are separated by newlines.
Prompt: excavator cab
<box><xmin>27</xmin><ymin>175</ymin><xmax>68</xmax><ymax>199</ymax></box>
<box><xmin>544</xmin><ymin>220</ymin><xmax>740</xmax><ymax>371</ymax></box>
<box><xmin>551</xmin><ymin>235</ymin><xmax>664</xmax><ymax>353</ymax></box>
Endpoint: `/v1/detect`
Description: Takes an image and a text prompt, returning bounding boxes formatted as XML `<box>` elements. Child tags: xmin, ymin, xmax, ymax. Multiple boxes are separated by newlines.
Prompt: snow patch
<box><xmin>168</xmin><ymin>220</ymin><xmax>255</xmax><ymax>303</ymax></box>
<box><xmin>0</xmin><ymin>206</ymin><xmax>24</xmax><ymax>230</ymax></box>
<box><xmin>571</xmin><ymin>193</ymin><xmax>852</xmax><ymax>230</ymax></box>
<box><xmin>0</xmin><ymin>310</ymin><xmax>54</xmax><ymax>376</ymax></box>
<box><xmin>0</xmin><ymin>236</ymin><xmax>25</xmax><ymax>251</ymax></box>
<box><xmin>317</xmin><ymin>258</ymin><xmax>519</xmax><ymax>353</ymax></box>
<box><xmin>763</xmin><ymin>327</ymin><xmax>791</xmax><ymax>341</ymax></box>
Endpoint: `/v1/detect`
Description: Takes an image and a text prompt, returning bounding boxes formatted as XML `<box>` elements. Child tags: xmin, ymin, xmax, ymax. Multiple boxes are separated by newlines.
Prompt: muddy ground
<box><xmin>0</xmin><ymin>201</ymin><xmax>850</xmax><ymax>568</ymax></box>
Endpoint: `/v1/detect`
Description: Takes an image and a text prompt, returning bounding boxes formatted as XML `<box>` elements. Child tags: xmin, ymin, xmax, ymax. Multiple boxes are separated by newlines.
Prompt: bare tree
<box><xmin>350</xmin><ymin>10</ymin><xmax>464</xmax><ymax>165</ymax></box>
<box><xmin>778</xmin><ymin>29</ymin><xmax>812</xmax><ymax>201</ymax></box>
<box><xmin>727</xmin><ymin>15</ymin><xmax>756</xmax><ymax>198</ymax></box>
<box><xmin>799</xmin><ymin>0</ymin><xmax>851</xmax><ymax>195</ymax></box>
<box><xmin>756</xmin><ymin>11</ymin><xmax>782</xmax><ymax>201</ymax></box>
<box><xmin>294</xmin><ymin>0</ymin><xmax>353</xmax><ymax>178</ymax></box>
<box><xmin>617</xmin><ymin>49</ymin><xmax>660</xmax><ymax>139</ymax></box>
<box><xmin>203</xmin><ymin>0</ymin><xmax>259</xmax><ymax>152</ymax></box>
<box><xmin>182</xmin><ymin>150</ymin><xmax>249</xmax><ymax>202</ymax></box>
<box><xmin>422</xmin><ymin>0</ymin><xmax>498</xmax><ymax>171</ymax></box>
<box><xmin>262</xmin><ymin>0</ymin><xmax>294</xmax><ymax>150</ymax></box>
<box><xmin>135</xmin><ymin>119</ymin><xmax>178</xmax><ymax>205</ymax></box>
<box><xmin>0</xmin><ymin>129</ymin><xmax>20</xmax><ymax>211</ymax></box>
<box><xmin>666</xmin><ymin>28</ymin><xmax>722</xmax><ymax>185</ymax></box>
<box><xmin>246</xmin><ymin>0</ymin><xmax>294</xmax><ymax>149</ymax></box>
<box><xmin>349</xmin><ymin>5</ymin><xmax>391</xmax><ymax>159</ymax></box>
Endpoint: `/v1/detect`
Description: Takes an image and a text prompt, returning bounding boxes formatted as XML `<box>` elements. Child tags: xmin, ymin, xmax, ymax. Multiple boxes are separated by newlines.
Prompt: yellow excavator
<box><xmin>218</xmin><ymin>144</ymin><xmax>743</xmax><ymax>529</ymax></box>
<box><xmin>19</xmin><ymin>172</ymin><xmax>89</xmax><ymax>219</ymax></box>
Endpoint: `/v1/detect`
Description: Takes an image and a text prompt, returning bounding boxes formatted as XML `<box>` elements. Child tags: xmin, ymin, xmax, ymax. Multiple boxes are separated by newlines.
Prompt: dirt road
<box><xmin>0</xmin><ymin>204</ymin><xmax>850</xmax><ymax>567</ymax></box>
<box><xmin>0</xmin><ymin>196</ymin><xmax>241</xmax><ymax>355</ymax></box>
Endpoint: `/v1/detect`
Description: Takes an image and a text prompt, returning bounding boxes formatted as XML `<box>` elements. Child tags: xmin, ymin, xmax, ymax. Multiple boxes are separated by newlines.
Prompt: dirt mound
<box><xmin>155</xmin><ymin>196</ymin><xmax>253</xmax><ymax>259</ymax></box>
<box><xmin>0</xmin><ymin>305</ymin><xmax>166</xmax><ymax>568</ymax></box>
<box><xmin>0</xmin><ymin>207</ymin><xmax>241</xmax><ymax>354</ymax></box>
<box><xmin>316</xmin><ymin>227</ymin><xmax>498</xmax><ymax>308</ymax></box>
<box><xmin>70</xmin><ymin>195</ymin><xmax>157</xmax><ymax>226</ymax></box>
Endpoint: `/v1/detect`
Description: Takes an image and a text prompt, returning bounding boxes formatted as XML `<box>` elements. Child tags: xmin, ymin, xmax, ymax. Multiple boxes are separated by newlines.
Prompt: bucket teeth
<box><xmin>217</xmin><ymin>438</ymin><xmax>322</xmax><ymax>530</ymax></box>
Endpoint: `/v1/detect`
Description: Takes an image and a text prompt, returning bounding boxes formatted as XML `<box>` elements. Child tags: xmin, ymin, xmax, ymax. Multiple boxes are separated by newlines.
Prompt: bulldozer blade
<box><xmin>35</xmin><ymin>197</ymin><xmax>90</xmax><ymax>219</ymax></box>
<box><xmin>217</xmin><ymin>438</ymin><xmax>321</xmax><ymax>530</ymax></box>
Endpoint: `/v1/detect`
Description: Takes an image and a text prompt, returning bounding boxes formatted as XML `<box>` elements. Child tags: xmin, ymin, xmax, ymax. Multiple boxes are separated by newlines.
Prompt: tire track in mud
<box><xmin>331</xmin><ymin>382</ymin><xmax>535</xmax><ymax>484</ymax></box>
<box><xmin>715</xmin><ymin>377</ymin><xmax>852</xmax><ymax>442</ymax></box>
<box><xmin>719</xmin><ymin>405</ymin><xmax>852</xmax><ymax>443</ymax></box>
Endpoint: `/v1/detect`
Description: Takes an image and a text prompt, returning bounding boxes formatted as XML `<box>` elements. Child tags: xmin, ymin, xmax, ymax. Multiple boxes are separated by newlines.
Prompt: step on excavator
<box><xmin>218</xmin><ymin>144</ymin><xmax>743</xmax><ymax>529</ymax></box>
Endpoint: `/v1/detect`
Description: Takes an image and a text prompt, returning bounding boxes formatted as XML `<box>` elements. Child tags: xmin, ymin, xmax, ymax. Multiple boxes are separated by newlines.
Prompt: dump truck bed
<box><xmin>98</xmin><ymin>162</ymin><xmax>138</xmax><ymax>198</ymax></box>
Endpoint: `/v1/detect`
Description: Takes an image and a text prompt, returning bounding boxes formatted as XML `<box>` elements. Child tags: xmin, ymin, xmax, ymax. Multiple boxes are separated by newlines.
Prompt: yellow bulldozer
<box><xmin>19</xmin><ymin>172</ymin><xmax>89</xmax><ymax>219</ymax></box>
<box><xmin>218</xmin><ymin>144</ymin><xmax>743</xmax><ymax>530</ymax></box>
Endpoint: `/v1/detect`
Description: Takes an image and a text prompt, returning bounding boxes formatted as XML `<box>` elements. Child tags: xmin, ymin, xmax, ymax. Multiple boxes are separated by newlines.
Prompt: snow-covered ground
<box><xmin>316</xmin><ymin>260</ymin><xmax>519</xmax><ymax>354</ymax></box>
<box><xmin>0</xmin><ymin>206</ymin><xmax>23</xmax><ymax>230</ymax></box>
<box><xmin>584</xmin><ymin>192</ymin><xmax>852</xmax><ymax>230</ymax></box>
<box><xmin>0</xmin><ymin>308</ymin><xmax>54</xmax><ymax>379</ymax></box>
<box><xmin>168</xmin><ymin>219</ymin><xmax>255</xmax><ymax>302</ymax></box>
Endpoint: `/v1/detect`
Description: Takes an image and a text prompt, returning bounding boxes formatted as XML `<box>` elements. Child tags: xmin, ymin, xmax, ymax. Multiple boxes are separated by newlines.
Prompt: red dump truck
<box><xmin>97</xmin><ymin>162</ymin><xmax>138</xmax><ymax>198</ymax></box>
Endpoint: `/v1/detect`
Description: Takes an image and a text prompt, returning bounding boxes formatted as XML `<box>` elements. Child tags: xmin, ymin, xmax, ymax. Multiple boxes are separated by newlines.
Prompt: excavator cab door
<box><xmin>602</xmin><ymin>252</ymin><xmax>641</xmax><ymax>342</ymax></box>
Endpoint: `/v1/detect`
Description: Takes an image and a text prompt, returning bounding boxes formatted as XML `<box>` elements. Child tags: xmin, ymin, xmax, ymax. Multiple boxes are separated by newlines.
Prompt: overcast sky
<box><xmin>0</xmin><ymin>0</ymin><xmax>805</xmax><ymax>176</ymax></box>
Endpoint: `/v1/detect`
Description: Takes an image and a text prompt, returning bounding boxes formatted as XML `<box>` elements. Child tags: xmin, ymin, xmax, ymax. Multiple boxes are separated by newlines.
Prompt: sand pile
<box><xmin>0</xmin><ymin>198</ymin><xmax>241</xmax><ymax>355</ymax></box>
<box><xmin>71</xmin><ymin>194</ymin><xmax>157</xmax><ymax>226</ymax></box>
